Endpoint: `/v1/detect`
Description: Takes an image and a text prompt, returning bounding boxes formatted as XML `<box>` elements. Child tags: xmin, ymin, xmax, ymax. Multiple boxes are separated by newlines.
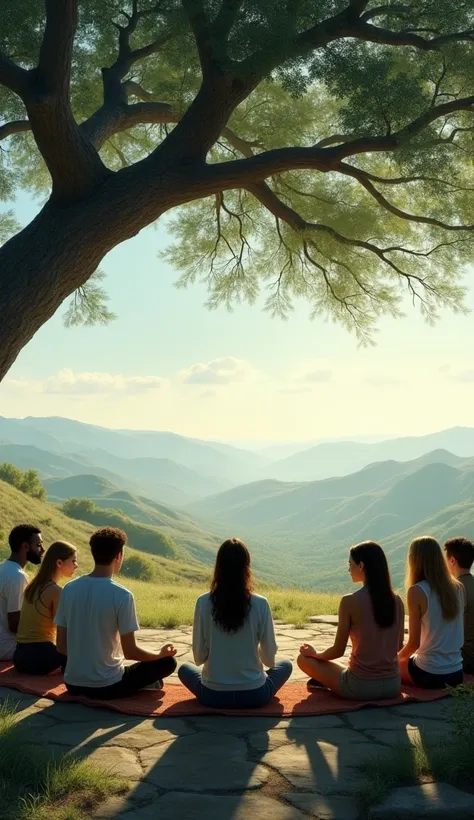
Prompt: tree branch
<box><xmin>81</xmin><ymin>5</ymin><xmax>177</xmax><ymax>149</ymax></box>
<box><xmin>81</xmin><ymin>100</ymin><xmax>177</xmax><ymax>148</ymax></box>
<box><xmin>240</xmin><ymin>5</ymin><xmax>474</xmax><ymax>80</ymax></box>
<box><xmin>37</xmin><ymin>0</ymin><xmax>77</xmax><ymax>92</ymax></box>
<box><xmin>205</xmin><ymin>94</ymin><xmax>474</xmax><ymax>189</ymax></box>
<box><xmin>181</xmin><ymin>0</ymin><xmax>213</xmax><ymax>75</ymax></box>
<box><xmin>337</xmin><ymin>162</ymin><xmax>474</xmax><ymax>231</ymax></box>
<box><xmin>345</xmin><ymin>21</ymin><xmax>474</xmax><ymax>50</ymax></box>
<box><xmin>0</xmin><ymin>52</ymin><xmax>30</xmax><ymax>97</ymax></box>
<box><xmin>0</xmin><ymin>119</ymin><xmax>30</xmax><ymax>142</ymax></box>
<box><xmin>23</xmin><ymin>0</ymin><xmax>108</xmax><ymax>200</ymax></box>
<box><xmin>213</xmin><ymin>0</ymin><xmax>244</xmax><ymax>41</ymax></box>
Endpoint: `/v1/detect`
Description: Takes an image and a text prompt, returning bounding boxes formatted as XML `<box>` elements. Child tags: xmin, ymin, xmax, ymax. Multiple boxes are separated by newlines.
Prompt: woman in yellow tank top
<box><xmin>14</xmin><ymin>541</ymin><xmax>78</xmax><ymax>675</ymax></box>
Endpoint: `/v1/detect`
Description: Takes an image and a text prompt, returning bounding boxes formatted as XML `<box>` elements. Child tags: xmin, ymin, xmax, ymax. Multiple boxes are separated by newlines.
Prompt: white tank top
<box><xmin>414</xmin><ymin>580</ymin><xmax>464</xmax><ymax>675</ymax></box>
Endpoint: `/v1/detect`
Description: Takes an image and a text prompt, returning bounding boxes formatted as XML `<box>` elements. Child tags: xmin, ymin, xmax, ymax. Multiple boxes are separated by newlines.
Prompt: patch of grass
<box><xmin>0</xmin><ymin>477</ymin><xmax>340</xmax><ymax>628</ymax></box>
<box><xmin>358</xmin><ymin>729</ymin><xmax>474</xmax><ymax>809</ymax></box>
<box><xmin>125</xmin><ymin>578</ymin><xmax>339</xmax><ymax>628</ymax></box>
<box><xmin>0</xmin><ymin>700</ymin><xmax>127</xmax><ymax>820</ymax></box>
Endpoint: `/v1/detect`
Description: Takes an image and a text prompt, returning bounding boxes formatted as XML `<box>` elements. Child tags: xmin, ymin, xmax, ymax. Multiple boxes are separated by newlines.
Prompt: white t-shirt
<box><xmin>0</xmin><ymin>560</ymin><xmax>28</xmax><ymax>660</ymax></box>
<box><xmin>193</xmin><ymin>592</ymin><xmax>278</xmax><ymax>691</ymax></box>
<box><xmin>55</xmin><ymin>576</ymin><xmax>139</xmax><ymax>688</ymax></box>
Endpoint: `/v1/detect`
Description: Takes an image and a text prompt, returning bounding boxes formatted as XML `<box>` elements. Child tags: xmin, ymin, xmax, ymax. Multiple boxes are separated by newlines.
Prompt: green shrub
<box><xmin>0</xmin><ymin>463</ymin><xmax>46</xmax><ymax>500</ymax></box>
<box><xmin>120</xmin><ymin>554</ymin><xmax>155</xmax><ymax>582</ymax></box>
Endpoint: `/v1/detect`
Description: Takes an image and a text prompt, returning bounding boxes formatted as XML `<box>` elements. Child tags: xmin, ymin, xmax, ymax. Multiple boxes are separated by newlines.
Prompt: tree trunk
<box><xmin>0</xmin><ymin>201</ymin><xmax>119</xmax><ymax>380</ymax></box>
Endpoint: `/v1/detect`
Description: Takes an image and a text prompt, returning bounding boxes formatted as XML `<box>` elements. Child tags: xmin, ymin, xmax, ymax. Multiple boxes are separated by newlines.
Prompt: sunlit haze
<box><xmin>2</xmin><ymin>193</ymin><xmax>474</xmax><ymax>442</ymax></box>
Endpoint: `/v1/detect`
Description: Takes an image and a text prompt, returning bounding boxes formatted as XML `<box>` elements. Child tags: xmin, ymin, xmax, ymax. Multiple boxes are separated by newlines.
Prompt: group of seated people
<box><xmin>0</xmin><ymin>523</ymin><xmax>473</xmax><ymax>707</ymax></box>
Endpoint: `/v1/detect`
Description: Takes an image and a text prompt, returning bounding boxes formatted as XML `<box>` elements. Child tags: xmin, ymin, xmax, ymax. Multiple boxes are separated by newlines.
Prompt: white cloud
<box><xmin>453</xmin><ymin>369</ymin><xmax>474</xmax><ymax>383</ymax></box>
<box><xmin>436</xmin><ymin>364</ymin><xmax>474</xmax><ymax>383</ymax></box>
<box><xmin>179</xmin><ymin>357</ymin><xmax>257</xmax><ymax>385</ymax></box>
<box><xmin>6</xmin><ymin>369</ymin><xmax>166</xmax><ymax>395</ymax></box>
<box><xmin>297</xmin><ymin>368</ymin><xmax>333</xmax><ymax>384</ymax></box>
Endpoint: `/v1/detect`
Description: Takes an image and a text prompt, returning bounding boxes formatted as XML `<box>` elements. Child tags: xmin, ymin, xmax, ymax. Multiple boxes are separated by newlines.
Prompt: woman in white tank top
<box><xmin>399</xmin><ymin>536</ymin><xmax>465</xmax><ymax>689</ymax></box>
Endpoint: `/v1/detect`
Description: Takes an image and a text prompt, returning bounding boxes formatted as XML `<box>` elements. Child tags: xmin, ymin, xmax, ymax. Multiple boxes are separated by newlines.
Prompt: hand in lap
<box><xmin>299</xmin><ymin>643</ymin><xmax>318</xmax><ymax>658</ymax></box>
<box><xmin>159</xmin><ymin>643</ymin><xmax>177</xmax><ymax>658</ymax></box>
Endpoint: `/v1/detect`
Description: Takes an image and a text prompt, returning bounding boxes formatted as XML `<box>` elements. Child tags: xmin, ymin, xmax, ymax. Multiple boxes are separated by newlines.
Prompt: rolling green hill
<box><xmin>0</xmin><ymin>478</ymin><xmax>210</xmax><ymax>587</ymax></box>
<box><xmin>189</xmin><ymin>452</ymin><xmax>474</xmax><ymax>590</ymax></box>
<box><xmin>48</xmin><ymin>476</ymin><xmax>220</xmax><ymax>565</ymax></box>
<box><xmin>0</xmin><ymin>478</ymin><xmax>339</xmax><ymax>626</ymax></box>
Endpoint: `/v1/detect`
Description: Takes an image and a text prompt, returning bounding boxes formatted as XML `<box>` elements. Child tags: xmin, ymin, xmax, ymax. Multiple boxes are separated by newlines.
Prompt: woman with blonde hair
<box><xmin>14</xmin><ymin>541</ymin><xmax>78</xmax><ymax>675</ymax></box>
<box><xmin>399</xmin><ymin>536</ymin><xmax>464</xmax><ymax>689</ymax></box>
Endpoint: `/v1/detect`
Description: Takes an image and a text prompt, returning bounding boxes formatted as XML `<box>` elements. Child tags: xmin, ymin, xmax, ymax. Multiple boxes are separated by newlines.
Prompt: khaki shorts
<box><xmin>339</xmin><ymin>669</ymin><xmax>401</xmax><ymax>701</ymax></box>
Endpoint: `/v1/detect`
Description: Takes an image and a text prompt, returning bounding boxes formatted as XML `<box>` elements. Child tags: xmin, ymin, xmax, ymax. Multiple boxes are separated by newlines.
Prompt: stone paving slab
<box><xmin>114</xmin><ymin>793</ymin><xmax>310</xmax><ymax>820</ymax></box>
<box><xmin>368</xmin><ymin>784</ymin><xmax>474</xmax><ymax>819</ymax></box>
<box><xmin>132</xmin><ymin>623</ymin><xmax>350</xmax><ymax>682</ymax></box>
<box><xmin>0</xmin><ymin>621</ymin><xmax>465</xmax><ymax>819</ymax></box>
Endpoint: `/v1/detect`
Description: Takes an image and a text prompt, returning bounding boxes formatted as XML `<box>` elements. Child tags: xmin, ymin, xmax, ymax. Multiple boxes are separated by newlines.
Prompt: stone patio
<box><xmin>1</xmin><ymin>620</ymin><xmax>472</xmax><ymax>819</ymax></box>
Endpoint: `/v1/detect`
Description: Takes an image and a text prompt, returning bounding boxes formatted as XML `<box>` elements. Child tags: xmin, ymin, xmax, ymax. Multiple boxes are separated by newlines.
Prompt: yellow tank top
<box><xmin>16</xmin><ymin>584</ymin><xmax>57</xmax><ymax>644</ymax></box>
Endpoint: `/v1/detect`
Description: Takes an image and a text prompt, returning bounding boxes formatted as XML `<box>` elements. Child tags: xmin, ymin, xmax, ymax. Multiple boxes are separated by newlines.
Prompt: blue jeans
<box><xmin>178</xmin><ymin>660</ymin><xmax>293</xmax><ymax>708</ymax></box>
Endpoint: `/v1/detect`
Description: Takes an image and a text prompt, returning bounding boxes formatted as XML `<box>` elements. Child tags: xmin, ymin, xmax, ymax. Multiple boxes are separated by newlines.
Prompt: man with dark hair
<box><xmin>55</xmin><ymin>527</ymin><xmax>177</xmax><ymax>698</ymax></box>
<box><xmin>0</xmin><ymin>525</ymin><xmax>44</xmax><ymax>660</ymax></box>
<box><xmin>445</xmin><ymin>536</ymin><xmax>474</xmax><ymax>674</ymax></box>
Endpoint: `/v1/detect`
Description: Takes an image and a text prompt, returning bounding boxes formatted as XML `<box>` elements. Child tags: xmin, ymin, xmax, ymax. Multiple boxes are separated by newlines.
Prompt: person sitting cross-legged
<box><xmin>14</xmin><ymin>541</ymin><xmax>78</xmax><ymax>676</ymax></box>
<box><xmin>399</xmin><ymin>536</ymin><xmax>464</xmax><ymax>689</ymax></box>
<box><xmin>297</xmin><ymin>541</ymin><xmax>404</xmax><ymax>700</ymax></box>
<box><xmin>444</xmin><ymin>536</ymin><xmax>474</xmax><ymax>675</ymax></box>
<box><xmin>178</xmin><ymin>538</ymin><xmax>292</xmax><ymax>708</ymax></box>
<box><xmin>55</xmin><ymin>527</ymin><xmax>177</xmax><ymax>699</ymax></box>
<box><xmin>0</xmin><ymin>524</ymin><xmax>44</xmax><ymax>661</ymax></box>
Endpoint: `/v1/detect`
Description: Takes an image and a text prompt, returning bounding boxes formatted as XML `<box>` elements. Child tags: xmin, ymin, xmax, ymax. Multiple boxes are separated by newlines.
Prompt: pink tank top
<box><xmin>349</xmin><ymin>587</ymin><xmax>402</xmax><ymax>680</ymax></box>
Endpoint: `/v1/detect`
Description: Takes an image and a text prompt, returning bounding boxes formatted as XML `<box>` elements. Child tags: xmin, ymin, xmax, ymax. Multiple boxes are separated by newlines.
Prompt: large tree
<box><xmin>1</xmin><ymin>1</ymin><xmax>474</xmax><ymax>380</ymax></box>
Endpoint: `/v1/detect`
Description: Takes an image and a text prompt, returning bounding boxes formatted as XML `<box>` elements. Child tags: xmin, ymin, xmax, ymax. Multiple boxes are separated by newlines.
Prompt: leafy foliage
<box><xmin>1</xmin><ymin>1</ymin><xmax>474</xmax><ymax>344</ymax></box>
<box><xmin>63</xmin><ymin>271</ymin><xmax>117</xmax><ymax>328</ymax></box>
<box><xmin>120</xmin><ymin>553</ymin><xmax>155</xmax><ymax>581</ymax></box>
<box><xmin>0</xmin><ymin>462</ymin><xmax>46</xmax><ymax>500</ymax></box>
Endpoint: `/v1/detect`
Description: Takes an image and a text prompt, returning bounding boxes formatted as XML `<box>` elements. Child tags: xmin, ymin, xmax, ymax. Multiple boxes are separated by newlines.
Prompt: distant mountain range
<box><xmin>2</xmin><ymin>415</ymin><xmax>474</xmax><ymax>590</ymax></box>
<box><xmin>189</xmin><ymin>449</ymin><xmax>474</xmax><ymax>588</ymax></box>
<box><xmin>3</xmin><ymin>416</ymin><xmax>474</xmax><ymax>489</ymax></box>
<box><xmin>266</xmin><ymin>427</ymin><xmax>474</xmax><ymax>481</ymax></box>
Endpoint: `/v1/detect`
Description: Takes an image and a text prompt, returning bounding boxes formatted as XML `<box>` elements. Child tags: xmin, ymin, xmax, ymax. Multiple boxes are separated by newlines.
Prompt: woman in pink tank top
<box><xmin>297</xmin><ymin>542</ymin><xmax>404</xmax><ymax>700</ymax></box>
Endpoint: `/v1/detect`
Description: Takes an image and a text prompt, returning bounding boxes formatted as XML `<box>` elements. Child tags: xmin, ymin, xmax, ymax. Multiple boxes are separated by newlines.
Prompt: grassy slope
<box><xmin>0</xmin><ymin>479</ymin><xmax>338</xmax><ymax>626</ymax></box>
<box><xmin>189</xmin><ymin>456</ymin><xmax>474</xmax><ymax>590</ymax></box>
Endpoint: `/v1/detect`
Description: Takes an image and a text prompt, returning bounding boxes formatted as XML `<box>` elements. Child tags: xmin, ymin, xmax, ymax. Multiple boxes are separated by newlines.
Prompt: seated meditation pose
<box><xmin>0</xmin><ymin>525</ymin><xmax>44</xmax><ymax>661</ymax></box>
<box><xmin>178</xmin><ymin>538</ymin><xmax>293</xmax><ymax>708</ymax></box>
<box><xmin>14</xmin><ymin>541</ymin><xmax>78</xmax><ymax>675</ymax></box>
<box><xmin>444</xmin><ymin>536</ymin><xmax>474</xmax><ymax>675</ymax></box>
<box><xmin>297</xmin><ymin>541</ymin><xmax>404</xmax><ymax>700</ymax></box>
<box><xmin>399</xmin><ymin>536</ymin><xmax>464</xmax><ymax>689</ymax></box>
<box><xmin>55</xmin><ymin>527</ymin><xmax>177</xmax><ymax>698</ymax></box>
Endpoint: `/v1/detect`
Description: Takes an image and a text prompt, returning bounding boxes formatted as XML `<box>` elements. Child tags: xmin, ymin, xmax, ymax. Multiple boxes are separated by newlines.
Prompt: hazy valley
<box><xmin>1</xmin><ymin>415</ymin><xmax>474</xmax><ymax>593</ymax></box>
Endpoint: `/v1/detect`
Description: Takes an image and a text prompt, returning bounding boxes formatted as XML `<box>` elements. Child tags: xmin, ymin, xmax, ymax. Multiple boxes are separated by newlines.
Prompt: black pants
<box><xmin>462</xmin><ymin>653</ymin><xmax>474</xmax><ymax>675</ymax></box>
<box><xmin>66</xmin><ymin>656</ymin><xmax>177</xmax><ymax>699</ymax></box>
<box><xmin>408</xmin><ymin>657</ymin><xmax>463</xmax><ymax>689</ymax></box>
<box><xmin>13</xmin><ymin>642</ymin><xmax>67</xmax><ymax>676</ymax></box>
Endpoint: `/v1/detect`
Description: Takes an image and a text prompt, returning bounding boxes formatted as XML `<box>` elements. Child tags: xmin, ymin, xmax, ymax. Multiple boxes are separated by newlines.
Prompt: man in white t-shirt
<box><xmin>55</xmin><ymin>527</ymin><xmax>177</xmax><ymax>698</ymax></box>
<box><xmin>0</xmin><ymin>524</ymin><xmax>44</xmax><ymax>660</ymax></box>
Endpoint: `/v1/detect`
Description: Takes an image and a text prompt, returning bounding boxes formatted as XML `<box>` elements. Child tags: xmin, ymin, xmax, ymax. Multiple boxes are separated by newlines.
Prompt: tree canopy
<box><xmin>1</xmin><ymin>1</ymin><xmax>474</xmax><ymax>377</ymax></box>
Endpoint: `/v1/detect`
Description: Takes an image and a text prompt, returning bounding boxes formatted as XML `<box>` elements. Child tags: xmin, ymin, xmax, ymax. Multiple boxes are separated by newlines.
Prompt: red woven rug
<box><xmin>0</xmin><ymin>662</ymin><xmax>458</xmax><ymax>717</ymax></box>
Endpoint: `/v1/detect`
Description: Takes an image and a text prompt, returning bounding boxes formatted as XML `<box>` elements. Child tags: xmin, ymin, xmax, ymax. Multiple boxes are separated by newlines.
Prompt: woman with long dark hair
<box><xmin>14</xmin><ymin>541</ymin><xmax>78</xmax><ymax>675</ymax></box>
<box><xmin>178</xmin><ymin>538</ymin><xmax>292</xmax><ymax>708</ymax></box>
<box><xmin>398</xmin><ymin>536</ymin><xmax>464</xmax><ymax>689</ymax></box>
<box><xmin>297</xmin><ymin>541</ymin><xmax>404</xmax><ymax>700</ymax></box>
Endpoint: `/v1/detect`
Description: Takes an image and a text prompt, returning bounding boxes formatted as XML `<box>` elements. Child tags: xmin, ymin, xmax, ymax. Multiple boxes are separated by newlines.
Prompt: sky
<box><xmin>2</xmin><ymin>193</ymin><xmax>474</xmax><ymax>443</ymax></box>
